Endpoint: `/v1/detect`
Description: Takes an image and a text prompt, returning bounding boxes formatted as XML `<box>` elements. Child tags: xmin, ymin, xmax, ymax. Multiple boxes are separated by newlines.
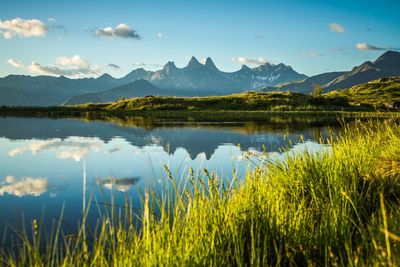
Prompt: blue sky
<box><xmin>1</xmin><ymin>0</ymin><xmax>399</xmax><ymax>78</ymax></box>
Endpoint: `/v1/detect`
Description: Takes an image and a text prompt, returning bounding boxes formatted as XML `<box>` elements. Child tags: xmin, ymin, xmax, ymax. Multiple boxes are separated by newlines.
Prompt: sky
<box><xmin>1</xmin><ymin>0</ymin><xmax>399</xmax><ymax>78</ymax></box>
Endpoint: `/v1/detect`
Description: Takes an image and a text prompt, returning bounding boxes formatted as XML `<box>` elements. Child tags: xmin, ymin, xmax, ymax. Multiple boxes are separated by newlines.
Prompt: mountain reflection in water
<box><xmin>0</xmin><ymin>116</ymin><xmax>338</xmax><ymax>239</ymax></box>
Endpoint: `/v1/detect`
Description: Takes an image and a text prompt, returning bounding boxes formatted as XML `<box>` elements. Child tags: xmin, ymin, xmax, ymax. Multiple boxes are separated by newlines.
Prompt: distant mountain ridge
<box><xmin>323</xmin><ymin>51</ymin><xmax>400</xmax><ymax>91</ymax></box>
<box><xmin>0</xmin><ymin>74</ymin><xmax>122</xmax><ymax>106</ymax></box>
<box><xmin>1</xmin><ymin>51</ymin><xmax>399</xmax><ymax>106</ymax></box>
<box><xmin>0</xmin><ymin>56</ymin><xmax>307</xmax><ymax>106</ymax></box>
<box><xmin>263</xmin><ymin>71</ymin><xmax>347</xmax><ymax>93</ymax></box>
<box><xmin>263</xmin><ymin>51</ymin><xmax>400</xmax><ymax>93</ymax></box>
<box><xmin>64</xmin><ymin>79</ymin><xmax>168</xmax><ymax>105</ymax></box>
<box><xmin>118</xmin><ymin>56</ymin><xmax>308</xmax><ymax>93</ymax></box>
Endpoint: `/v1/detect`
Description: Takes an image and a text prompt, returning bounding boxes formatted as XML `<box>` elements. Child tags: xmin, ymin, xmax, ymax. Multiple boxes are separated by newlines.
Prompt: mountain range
<box><xmin>263</xmin><ymin>51</ymin><xmax>400</xmax><ymax>93</ymax></box>
<box><xmin>1</xmin><ymin>51</ymin><xmax>399</xmax><ymax>106</ymax></box>
<box><xmin>0</xmin><ymin>57</ymin><xmax>307</xmax><ymax>106</ymax></box>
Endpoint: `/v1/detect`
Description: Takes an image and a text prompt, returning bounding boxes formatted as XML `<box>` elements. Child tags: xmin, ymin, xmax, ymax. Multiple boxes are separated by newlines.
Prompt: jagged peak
<box><xmin>255</xmin><ymin>62</ymin><xmax>273</xmax><ymax>70</ymax></box>
<box><xmin>204</xmin><ymin>57</ymin><xmax>219</xmax><ymax>71</ymax></box>
<box><xmin>186</xmin><ymin>56</ymin><xmax>202</xmax><ymax>68</ymax></box>
<box><xmin>205</xmin><ymin>57</ymin><xmax>214</xmax><ymax>65</ymax></box>
<box><xmin>240</xmin><ymin>64</ymin><xmax>251</xmax><ymax>70</ymax></box>
<box><xmin>164</xmin><ymin>61</ymin><xmax>177</xmax><ymax>68</ymax></box>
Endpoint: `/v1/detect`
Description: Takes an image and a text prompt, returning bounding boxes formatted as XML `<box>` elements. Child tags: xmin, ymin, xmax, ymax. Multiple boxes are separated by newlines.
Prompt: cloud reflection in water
<box><xmin>0</xmin><ymin>176</ymin><xmax>48</xmax><ymax>197</ymax></box>
<box><xmin>8</xmin><ymin>137</ymin><xmax>103</xmax><ymax>161</ymax></box>
<box><xmin>96</xmin><ymin>176</ymin><xmax>141</xmax><ymax>192</ymax></box>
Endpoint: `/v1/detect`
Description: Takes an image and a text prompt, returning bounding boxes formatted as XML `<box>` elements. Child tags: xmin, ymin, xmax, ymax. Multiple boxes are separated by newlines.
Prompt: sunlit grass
<box><xmin>1</xmin><ymin>120</ymin><xmax>400</xmax><ymax>266</ymax></box>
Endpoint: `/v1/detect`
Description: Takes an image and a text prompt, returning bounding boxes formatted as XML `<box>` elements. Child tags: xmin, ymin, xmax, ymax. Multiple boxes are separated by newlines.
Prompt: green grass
<box><xmin>79</xmin><ymin>76</ymin><xmax>400</xmax><ymax>112</ymax></box>
<box><xmin>327</xmin><ymin>77</ymin><xmax>400</xmax><ymax>109</ymax></box>
<box><xmin>1</xmin><ymin>77</ymin><xmax>400</xmax><ymax>122</ymax></box>
<box><xmin>1</xmin><ymin>120</ymin><xmax>400</xmax><ymax>266</ymax></box>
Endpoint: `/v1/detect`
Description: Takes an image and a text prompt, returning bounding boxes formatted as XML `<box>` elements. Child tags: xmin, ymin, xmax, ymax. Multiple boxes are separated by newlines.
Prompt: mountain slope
<box><xmin>0</xmin><ymin>74</ymin><xmax>123</xmax><ymax>106</ymax></box>
<box><xmin>64</xmin><ymin>79</ymin><xmax>165</xmax><ymax>105</ymax></box>
<box><xmin>324</xmin><ymin>51</ymin><xmax>400</xmax><ymax>91</ymax></box>
<box><xmin>261</xmin><ymin>71</ymin><xmax>347</xmax><ymax>93</ymax></box>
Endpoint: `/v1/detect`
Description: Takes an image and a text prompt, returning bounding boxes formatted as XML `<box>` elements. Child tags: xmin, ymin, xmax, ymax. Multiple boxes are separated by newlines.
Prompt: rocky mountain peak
<box><xmin>186</xmin><ymin>56</ymin><xmax>202</xmax><ymax>69</ymax></box>
<box><xmin>204</xmin><ymin>57</ymin><xmax>219</xmax><ymax>71</ymax></box>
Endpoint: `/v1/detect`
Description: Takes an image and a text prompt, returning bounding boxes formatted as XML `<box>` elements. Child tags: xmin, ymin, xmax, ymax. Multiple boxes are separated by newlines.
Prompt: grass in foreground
<box><xmin>1</xmin><ymin>121</ymin><xmax>400</xmax><ymax>266</ymax></box>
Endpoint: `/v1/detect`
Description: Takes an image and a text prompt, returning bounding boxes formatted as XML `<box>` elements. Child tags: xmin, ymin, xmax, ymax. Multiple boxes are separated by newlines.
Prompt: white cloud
<box><xmin>3</xmin><ymin>31</ymin><xmax>13</xmax><ymax>39</ymax></box>
<box><xmin>232</xmin><ymin>56</ymin><xmax>268</xmax><ymax>66</ymax></box>
<box><xmin>0</xmin><ymin>176</ymin><xmax>48</xmax><ymax>197</ymax></box>
<box><xmin>355</xmin><ymin>42</ymin><xmax>386</xmax><ymax>51</ymax></box>
<box><xmin>157</xmin><ymin>32</ymin><xmax>162</xmax><ymax>38</ymax></box>
<box><xmin>96</xmin><ymin>23</ymin><xmax>141</xmax><ymax>39</ymax></box>
<box><xmin>329</xmin><ymin>22</ymin><xmax>345</xmax><ymax>33</ymax></box>
<box><xmin>48</xmin><ymin>18</ymin><xmax>56</xmax><ymax>22</ymax></box>
<box><xmin>26</xmin><ymin>55</ymin><xmax>102</xmax><ymax>78</ymax></box>
<box><xmin>0</xmin><ymin>17</ymin><xmax>47</xmax><ymax>39</ymax></box>
<box><xmin>7</xmin><ymin>58</ymin><xmax>24</xmax><ymax>68</ymax></box>
<box><xmin>9</xmin><ymin>137</ymin><xmax>103</xmax><ymax>161</ymax></box>
<box><xmin>302</xmin><ymin>51</ymin><xmax>323</xmax><ymax>58</ymax></box>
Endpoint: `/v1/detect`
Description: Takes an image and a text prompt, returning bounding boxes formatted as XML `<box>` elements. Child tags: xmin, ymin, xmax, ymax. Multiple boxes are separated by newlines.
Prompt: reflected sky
<box><xmin>97</xmin><ymin>177</ymin><xmax>141</xmax><ymax>192</ymax></box>
<box><xmin>0</xmin><ymin>176</ymin><xmax>48</xmax><ymax>197</ymax></box>
<box><xmin>0</xmin><ymin>116</ymin><xmax>335</xmax><ymax>240</ymax></box>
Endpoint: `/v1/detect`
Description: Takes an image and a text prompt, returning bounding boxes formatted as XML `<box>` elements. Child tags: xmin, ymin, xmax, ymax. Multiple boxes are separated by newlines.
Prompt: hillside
<box><xmin>324</xmin><ymin>51</ymin><xmax>400</xmax><ymax>91</ymax></box>
<box><xmin>0</xmin><ymin>74</ymin><xmax>122</xmax><ymax>106</ymax></box>
<box><xmin>70</xmin><ymin>77</ymin><xmax>400</xmax><ymax>112</ymax></box>
<box><xmin>327</xmin><ymin>76</ymin><xmax>400</xmax><ymax>109</ymax></box>
<box><xmin>69</xmin><ymin>91</ymin><xmax>354</xmax><ymax>112</ymax></box>
<box><xmin>262</xmin><ymin>71</ymin><xmax>346</xmax><ymax>93</ymax></box>
<box><xmin>261</xmin><ymin>51</ymin><xmax>400</xmax><ymax>94</ymax></box>
<box><xmin>64</xmin><ymin>79</ymin><xmax>168</xmax><ymax>105</ymax></box>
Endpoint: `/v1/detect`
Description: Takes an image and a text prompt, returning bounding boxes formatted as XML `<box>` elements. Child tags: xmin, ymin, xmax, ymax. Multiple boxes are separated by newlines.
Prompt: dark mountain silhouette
<box><xmin>0</xmin><ymin>74</ymin><xmax>122</xmax><ymax>106</ymax></box>
<box><xmin>64</xmin><ymin>79</ymin><xmax>167</xmax><ymax>105</ymax></box>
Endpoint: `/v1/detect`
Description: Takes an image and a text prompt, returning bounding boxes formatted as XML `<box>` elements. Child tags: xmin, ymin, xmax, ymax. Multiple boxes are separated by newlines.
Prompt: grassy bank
<box><xmin>1</xmin><ymin>106</ymin><xmax>400</xmax><ymax>124</ymax></box>
<box><xmin>2</xmin><ymin>121</ymin><xmax>400</xmax><ymax>266</ymax></box>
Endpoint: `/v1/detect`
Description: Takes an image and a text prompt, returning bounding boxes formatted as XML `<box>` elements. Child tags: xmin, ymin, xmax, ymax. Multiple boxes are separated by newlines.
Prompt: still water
<box><xmin>0</xmin><ymin>116</ymin><xmax>335</xmax><ymax>241</ymax></box>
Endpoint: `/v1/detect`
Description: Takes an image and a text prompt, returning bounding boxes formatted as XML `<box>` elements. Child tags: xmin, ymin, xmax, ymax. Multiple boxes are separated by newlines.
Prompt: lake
<box><xmin>0</xmin><ymin>116</ymin><xmax>336</xmax><ymax>244</ymax></box>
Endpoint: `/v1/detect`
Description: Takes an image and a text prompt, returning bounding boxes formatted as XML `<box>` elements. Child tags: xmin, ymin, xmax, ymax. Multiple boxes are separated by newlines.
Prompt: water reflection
<box><xmin>0</xmin><ymin>116</ymin><xmax>340</xmax><ymax>239</ymax></box>
<box><xmin>97</xmin><ymin>176</ymin><xmax>141</xmax><ymax>192</ymax></box>
<box><xmin>0</xmin><ymin>176</ymin><xmax>48</xmax><ymax>197</ymax></box>
<box><xmin>0</xmin><ymin>117</ymin><xmax>336</xmax><ymax>158</ymax></box>
<box><xmin>8</xmin><ymin>137</ymin><xmax>103</xmax><ymax>161</ymax></box>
